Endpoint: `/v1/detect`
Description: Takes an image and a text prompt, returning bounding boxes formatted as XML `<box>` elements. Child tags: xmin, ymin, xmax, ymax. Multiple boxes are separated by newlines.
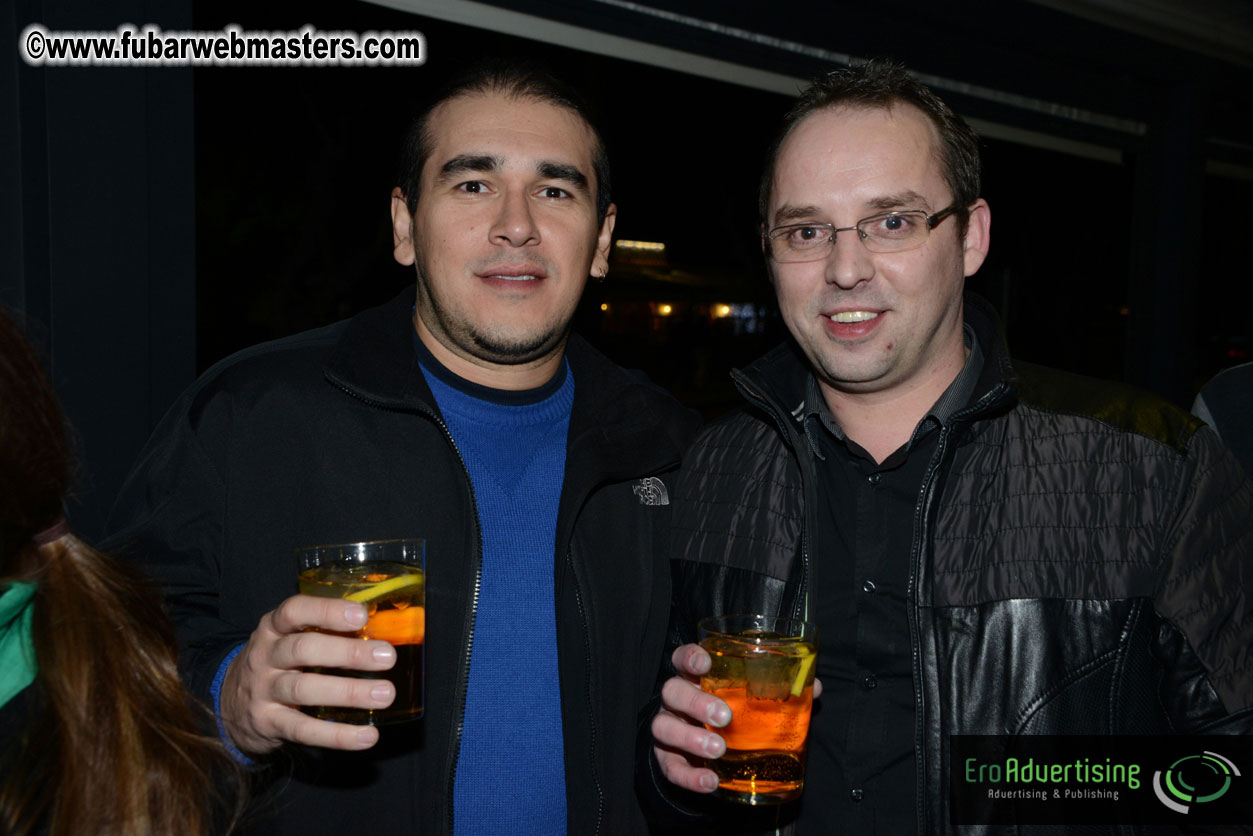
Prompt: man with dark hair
<box><xmin>396</xmin><ymin>61</ymin><xmax>615</xmax><ymax>227</ymax></box>
<box><xmin>108</xmin><ymin>63</ymin><xmax>697</xmax><ymax>835</ymax></box>
<box><xmin>647</xmin><ymin>60</ymin><xmax>1253</xmax><ymax>834</ymax></box>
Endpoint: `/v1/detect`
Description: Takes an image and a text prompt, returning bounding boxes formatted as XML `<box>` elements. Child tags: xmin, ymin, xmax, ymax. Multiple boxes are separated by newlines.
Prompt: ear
<box><xmin>760</xmin><ymin>224</ymin><xmax>780</xmax><ymax>287</ymax></box>
<box><xmin>589</xmin><ymin>203</ymin><xmax>618</xmax><ymax>278</ymax></box>
<box><xmin>391</xmin><ymin>187</ymin><xmax>416</xmax><ymax>267</ymax></box>
<box><xmin>961</xmin><ymin>199</ymin><xmax>991</xmax><ymax>277</ymax></box>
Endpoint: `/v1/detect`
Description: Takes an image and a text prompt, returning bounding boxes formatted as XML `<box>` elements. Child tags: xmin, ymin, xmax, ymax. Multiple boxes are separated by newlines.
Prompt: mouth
<box><xmin>479</xmin><ymin>264</ymin><xmax>548</xmax><ymax>282</ymax></box>
<box><xmin>826</xmin><ymin>310</ymin><xmax>880</xmax><ymax>323</ymax></box>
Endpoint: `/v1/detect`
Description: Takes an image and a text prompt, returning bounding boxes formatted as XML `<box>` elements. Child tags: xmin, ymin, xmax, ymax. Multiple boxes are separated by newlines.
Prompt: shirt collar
<box><xmin>801</xmin><ymin>323</ymin><xmax>984</xmax><ymax>456</ymax></box>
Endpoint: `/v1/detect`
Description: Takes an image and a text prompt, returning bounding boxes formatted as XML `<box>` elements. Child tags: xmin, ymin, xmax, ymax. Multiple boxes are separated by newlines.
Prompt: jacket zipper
<box><xmin>438</xmin><ymin>416</ymin><xmax>482</xmax><ymax>836</ymax></box>
<box><xmin>565</xmin><ymin>543</ymin><xmax>605</xmax><ymax>835</ymax></box>
<box><xmin>908</xmin><ymin>385</ymin><xmax>1010</xmax><ymax>833</ymax></box>
<box><xmin>907</xmin><ymin>424</ymin><xmax>950</xmax><ymax>835</ymax></box>
<box><xmin>732</xmin><ymin>375</ymin><xmax>812</xmax><ymax>620</ymax></box>
<box><xmin>328</xmin><ymin>379</ymin><xmax>483</xmax><ymax>835</ymax></box>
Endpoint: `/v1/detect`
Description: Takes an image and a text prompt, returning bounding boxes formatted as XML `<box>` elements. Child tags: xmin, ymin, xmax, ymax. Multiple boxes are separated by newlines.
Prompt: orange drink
<box><xmin>699</xmin><ymin>615</ymin><xmax>817</xmax><ymax>804</ymax></box>
<box><xmin>297</xmin><ymin>539</ymin><xmax>425</xmax><ymax>725</ymax></box>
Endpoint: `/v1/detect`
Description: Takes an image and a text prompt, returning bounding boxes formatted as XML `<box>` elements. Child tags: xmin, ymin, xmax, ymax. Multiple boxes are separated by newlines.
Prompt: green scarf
<box><xmin>0</xmin><ymin>582</ymin><xmax>37</xmax><ymax>709</ymax></box>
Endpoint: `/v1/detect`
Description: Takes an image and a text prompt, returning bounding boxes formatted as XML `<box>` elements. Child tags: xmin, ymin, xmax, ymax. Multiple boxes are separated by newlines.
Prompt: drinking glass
<box><xmin>698</xmin><ymin>614</ymin><xmax>818</xmax><ymax>804</ymax></box>
<box><xmin>296</xmin><ymin>538</ymin><xmax>425</xmax><ymax>725</ymax></box>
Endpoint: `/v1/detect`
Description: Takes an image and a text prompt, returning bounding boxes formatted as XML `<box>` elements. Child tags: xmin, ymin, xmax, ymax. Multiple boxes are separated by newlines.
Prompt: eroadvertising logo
<box><xmin>1153</xmin><ymin>751</ymin><xmax>1240</xmax><ymax>814</ymax></box>
<box><xmin>950</xmin><ymin>736</ymin><xmax>1253</xmax><ymax>826</ymax></box>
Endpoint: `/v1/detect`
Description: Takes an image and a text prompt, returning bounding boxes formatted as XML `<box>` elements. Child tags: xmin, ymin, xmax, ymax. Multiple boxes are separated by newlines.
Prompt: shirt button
<box><xmin>851</xmin><ymin>788</ymin><xmax>865</xmax><ymax>802</ymax></box>
<box><xmin>867</xmin><ymin>473</ymin><xmax>881</xmax><ymax>486</ymax></box>
<box><xmin>863</xmin><ymin>675</ymin><xmax>877</xmax><ymax>690</ymax></box>
<box><xmin>862</xmin><ymin>579</ymin><xmax>876</xmax><ymax>593</ymax></box>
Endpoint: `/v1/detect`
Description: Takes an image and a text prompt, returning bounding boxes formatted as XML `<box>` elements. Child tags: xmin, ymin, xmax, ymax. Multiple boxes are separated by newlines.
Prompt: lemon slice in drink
<box><xmin>790</xmin><ymin>646</ymin><xmax>816</xmax><ymax>697</ymax></box>
<box><xmin>345</xmin><ymin>573</ymin><xmax>423</xmax><ymax>604</ymax></box>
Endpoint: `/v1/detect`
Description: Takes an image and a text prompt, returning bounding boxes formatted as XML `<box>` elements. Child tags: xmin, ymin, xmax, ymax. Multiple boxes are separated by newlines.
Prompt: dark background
<box><xmin>5</xmin><ymin>0</ymin><xmax>1253</xmax><ymax>536</ymax></box>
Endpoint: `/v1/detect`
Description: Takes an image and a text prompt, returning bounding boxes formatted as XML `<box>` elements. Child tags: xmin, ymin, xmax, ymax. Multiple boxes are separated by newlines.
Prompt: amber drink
<box><xmin>699</xmin><ymin>615</ymin><xmax>817</xmax><ymax>804</ymax></box>
<box><xmin>297</xmin><ymin>538</ymin><xmax>424</xmax><ymax>725</ymax></box>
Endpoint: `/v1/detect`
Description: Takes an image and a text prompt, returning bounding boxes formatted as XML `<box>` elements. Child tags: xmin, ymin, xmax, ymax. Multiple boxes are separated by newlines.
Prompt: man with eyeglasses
<box><xmin>644</xmin><ymin>60</ymin><xmax>1253</xmax><ymax>834</ymax></box>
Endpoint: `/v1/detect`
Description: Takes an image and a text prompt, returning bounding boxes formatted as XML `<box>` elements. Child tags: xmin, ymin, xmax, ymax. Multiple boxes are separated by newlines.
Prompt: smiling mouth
<box><xmin>485</xmin><ymin>273</ymin><xmax>542</xmax><ymax>281</ymax></box>
<box><xmin>828</xmin><ymin>311</ymin><xmax>879</xmax><ymax>323</ymax></box>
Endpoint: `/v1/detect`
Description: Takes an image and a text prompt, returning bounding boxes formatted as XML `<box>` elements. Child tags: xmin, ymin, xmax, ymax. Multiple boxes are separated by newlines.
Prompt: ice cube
<box><xmin>744</xmin><ymin>649</ymin><xmax>791</xmax><ymax>700</ymax></box>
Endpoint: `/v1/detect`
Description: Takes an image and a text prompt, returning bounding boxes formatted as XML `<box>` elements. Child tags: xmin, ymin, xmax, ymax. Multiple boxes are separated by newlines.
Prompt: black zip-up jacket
<box><xmin>648</xmin><ymin>295</ymin><xmax>1253</xmax><ymax>835</ymax></box>
<box><xmin>106</xmin><ymin>289</ymin><xmax>700</xmax><ymax>836</ymax></box>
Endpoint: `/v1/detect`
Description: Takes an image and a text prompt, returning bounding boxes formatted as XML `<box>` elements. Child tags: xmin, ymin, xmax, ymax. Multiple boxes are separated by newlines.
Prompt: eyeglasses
<box><xmin>765</xmin><ymin>205</ymin><xmax>962</xmax><ymax>262</ymax></box>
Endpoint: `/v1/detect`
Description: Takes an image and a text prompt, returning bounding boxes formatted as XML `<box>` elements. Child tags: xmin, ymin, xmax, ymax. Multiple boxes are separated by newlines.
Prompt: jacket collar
<box><xmin>734</xmin><ymin>291</ymin><xmax>1019</xmax><ymax>432</ymax></box>
<box><xmin>322</xmin><ymin>288</ymin><xmax>692</xmax><ymax>475</ymax></box>
<box><xmin>322</xmin><ymin>288</ymin><xmax>429</xmax><ymax>411</ymax></box>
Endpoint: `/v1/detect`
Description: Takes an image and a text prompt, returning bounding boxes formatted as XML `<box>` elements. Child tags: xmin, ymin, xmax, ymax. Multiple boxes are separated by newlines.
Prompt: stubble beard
<box><xmin>415</xmin><ymin>275</ymin><xmax>570</xmax><ymax>367</ymax></box>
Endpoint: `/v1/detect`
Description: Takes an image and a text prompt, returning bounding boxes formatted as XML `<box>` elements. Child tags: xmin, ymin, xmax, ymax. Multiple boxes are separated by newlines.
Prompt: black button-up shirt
<box><xmin>794</xmin><ymin>326</ymin><xmax>983</xmax><ymax>835</ymax></box>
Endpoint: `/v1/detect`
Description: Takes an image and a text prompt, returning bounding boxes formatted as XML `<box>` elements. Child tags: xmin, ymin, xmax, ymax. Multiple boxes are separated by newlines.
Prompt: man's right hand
<box><xmin>650</xmin><ymin>643</ymin><xmax>732</xmax><ymax>793</ymax></box>
<box><xmin>220</xmin><ymin>594</ymin><xmax>399</xmax><ymax>755</ymax></box>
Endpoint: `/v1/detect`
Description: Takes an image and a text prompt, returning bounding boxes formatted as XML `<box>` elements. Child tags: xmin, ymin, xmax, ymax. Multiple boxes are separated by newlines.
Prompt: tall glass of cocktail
<box><xmin>296</xmin><ymin>538</ymin><xmax>425</xmax><ymax>725</ymax></box>
<box><xmin>698</xmin><ymin>614</ymin><xmax>818</xmax><ymax>804</ymax></box>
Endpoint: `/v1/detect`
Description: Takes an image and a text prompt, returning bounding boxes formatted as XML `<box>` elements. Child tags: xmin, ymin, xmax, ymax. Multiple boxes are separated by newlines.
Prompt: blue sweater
<box><xmin>418</xmin><ymin>340</ymin><xmax>573</xmax><ymax>836</ymax></box>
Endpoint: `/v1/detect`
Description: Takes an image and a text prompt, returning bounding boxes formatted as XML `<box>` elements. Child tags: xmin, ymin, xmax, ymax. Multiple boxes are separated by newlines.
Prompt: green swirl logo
<box><xmin>1153</xmin><ymin>751</ymin><xmax>1240</xmax><ymax>814</ymax></box>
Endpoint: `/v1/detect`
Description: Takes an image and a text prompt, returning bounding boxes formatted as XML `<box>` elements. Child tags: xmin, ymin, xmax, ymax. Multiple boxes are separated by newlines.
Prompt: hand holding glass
<box><xmin>296</xmin><ymin>538</ymin><xmax>425</xmax><ymax>725</ymax></box>
<box><xmin>698</xmin><ymin>614</ymin><xmax>818</xmax><ymax>804</ymax></box>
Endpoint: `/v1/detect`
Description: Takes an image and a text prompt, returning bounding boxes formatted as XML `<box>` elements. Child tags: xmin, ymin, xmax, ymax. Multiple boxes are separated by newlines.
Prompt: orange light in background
<box><xmin>600</xmin><ymin>303</ymin><xmax>609</xmax><ymax>312</ymax></box>
<box><xmin>713</xmin><ymin>304</ymin><xmax>732</xmax><ymax>318</ymax></box>
<box><xmin>658</xmin><ymin>304</ymin><xmax>673</xmax><ymax>316</ymax></box>
<box><xmin>616</xmin><ymin>240</ymin><xmax>666</xmax><ymax>253</ymax></box>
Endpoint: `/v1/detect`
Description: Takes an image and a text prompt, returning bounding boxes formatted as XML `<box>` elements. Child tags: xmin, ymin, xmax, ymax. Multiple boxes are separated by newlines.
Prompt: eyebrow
<box><xmin>771</xmin><ymin>204</ymin><xmax>825</xmax><ymax>226</ymax></box>
<box><xmin>436</xmin><ymin>154</ymin><xmax>501</xmax><ymax>184</ymax></box>
<box><xmin>537</xmin><ymin>161</ymin><xmax>590</xmax><ymax>196</ymax></box>
<box><xmin>864</xmin><ymin>191</ymin><xmax>933</xmax><ymax>212</ymax></box>
<box><xmin>435</xmin><ymin>154</ymin><xmax>590</xmax><ymax>197</ymax></box>
<box><xmin>771</xmin><ymin>192</ymin><xmax>935</xmax><ymax>226</ymax></box>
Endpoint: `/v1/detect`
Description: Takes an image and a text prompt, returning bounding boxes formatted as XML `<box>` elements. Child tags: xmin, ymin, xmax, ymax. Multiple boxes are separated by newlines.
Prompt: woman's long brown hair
<box><xmin>0</xmin><ymin>309</ymin><xmax>241</xmax><ymax>835</ymax></box>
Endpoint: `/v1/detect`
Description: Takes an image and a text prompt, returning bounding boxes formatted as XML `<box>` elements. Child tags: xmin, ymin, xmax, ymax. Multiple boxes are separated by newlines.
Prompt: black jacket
<box><xmin>106</xmin><ymin>289</ymin><xmax>699</xmax><ymax>835</ymax></box>
<box><xmin>648</xmin><ymin>295</ymin><xmax>1253</xmax><ymax>835</ymax></box>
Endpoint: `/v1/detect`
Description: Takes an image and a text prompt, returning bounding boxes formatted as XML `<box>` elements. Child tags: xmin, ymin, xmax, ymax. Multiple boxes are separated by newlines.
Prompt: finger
<box><xmin>270</xmin><ymin>630</ymin><xmax>396</xmax><ymax>671</ymax></box>
<box><xmin>813</xmin><ymin>677</ymin><xmax>823</xmax><ymax>699</ymax></box>
<box><xmin>269</xmin><ymin>594</ymin><xmax>369</xmax><ymax>635</ymax></box>
<box><xmin>655</xmin><ymin>745</ymin><xmax>721</xmax><ymax>793</ymax></box>
<box><xmin>652</xmin><ymin>708</ymin><xmax>726</xmax><ymax>759</ymax></box>
<box><xmin>270</xmin><ymin>669</ymin><xmax>395</xmax><ymax>710</ymax></box>
<box><xmin>670</xmin><ymin>643</ymin><xmax>711</xmax><ymax>677</ymax></box>
<box><xmin>269</xmin><ymin>705</ymin><xmax>382</xmax><ymax>751</ymax></box>
<box><xmin>660</xmin><ymin>676</ymin><xmax>731</xmax><ymax>727</ymax></box>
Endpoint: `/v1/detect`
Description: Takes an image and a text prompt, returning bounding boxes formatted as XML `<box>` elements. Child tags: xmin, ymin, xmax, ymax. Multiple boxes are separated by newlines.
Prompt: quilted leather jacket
<box><xmin>655</xmin><ymin>294</ymin><xmax>1253</xmax><ymax>835</ymax></box>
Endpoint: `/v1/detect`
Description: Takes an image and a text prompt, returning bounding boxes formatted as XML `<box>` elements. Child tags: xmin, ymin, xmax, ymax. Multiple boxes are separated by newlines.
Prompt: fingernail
<box><xmin>703</xmin><ymin>735</ymin><xmax>725</xmax><ymax>758</ymax></box>
<box><xmin>699</xmin><ymin>772</ymin><xmax>718</xmax><ymax>791</ymax></box>
<box><xmin>691</xmin><ymin>651</ymin><xmax>711</xmax><ymax>674</ymax></box>
<box><xmin>708</xmin><ymin>704</ymin><xmax>731</xmax><ymax>727</ymax></box>
<box><xmin>370</xmin><ymin>684</ymin><xmax>392</xmax><ymax>703</ymax></box>
<box><xmin>357</xmin><ymin>728</ymin><xmax>377</xmax><ymax>746</ymax></box>
<box><xmin>345</xmin><ymin>604</ymin><xmax>367</xmax><ymax>628</ymax></box>
<box><xmin>372</xmin><ymin>644</ymin><xmax>395</xmax><ymax>663</ymax></box>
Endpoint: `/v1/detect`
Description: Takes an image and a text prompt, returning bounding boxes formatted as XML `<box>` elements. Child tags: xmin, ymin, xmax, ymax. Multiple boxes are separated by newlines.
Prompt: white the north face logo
<box><xmin>632</xmin><ymin>476</ymin><xmax>669</xmax><ymax>506</ymax></box>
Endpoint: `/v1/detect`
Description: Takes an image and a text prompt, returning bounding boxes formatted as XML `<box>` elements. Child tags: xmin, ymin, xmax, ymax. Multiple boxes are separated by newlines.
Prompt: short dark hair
<box><xmin>759</xmin><ymin>59</ymin><xmax>981</xmax><ymax>231</ymax></box>
<box><xmin>396</xmin><ymin>61</ymin><xmax>612</xmax><ymax>224</ymax></box>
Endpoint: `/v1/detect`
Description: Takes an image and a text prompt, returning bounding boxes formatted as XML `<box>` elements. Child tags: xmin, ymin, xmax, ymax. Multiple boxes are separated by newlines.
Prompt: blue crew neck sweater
<box><xmin>417</xmin><ymin>341</ymin><xmax>573</xmax><ymax>836</ymax></box>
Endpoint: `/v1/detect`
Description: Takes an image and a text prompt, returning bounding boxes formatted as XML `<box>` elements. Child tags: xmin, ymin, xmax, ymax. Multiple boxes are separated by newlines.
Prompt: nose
<box><xmin>489</xmin><ymin>189</ymin><xmax>540</xmax><ymax>247</ymax></box>
<box><xmin>824</xmin><ymin>230</ymin><xmax>874</xmax><ymax>289</ymax></box>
